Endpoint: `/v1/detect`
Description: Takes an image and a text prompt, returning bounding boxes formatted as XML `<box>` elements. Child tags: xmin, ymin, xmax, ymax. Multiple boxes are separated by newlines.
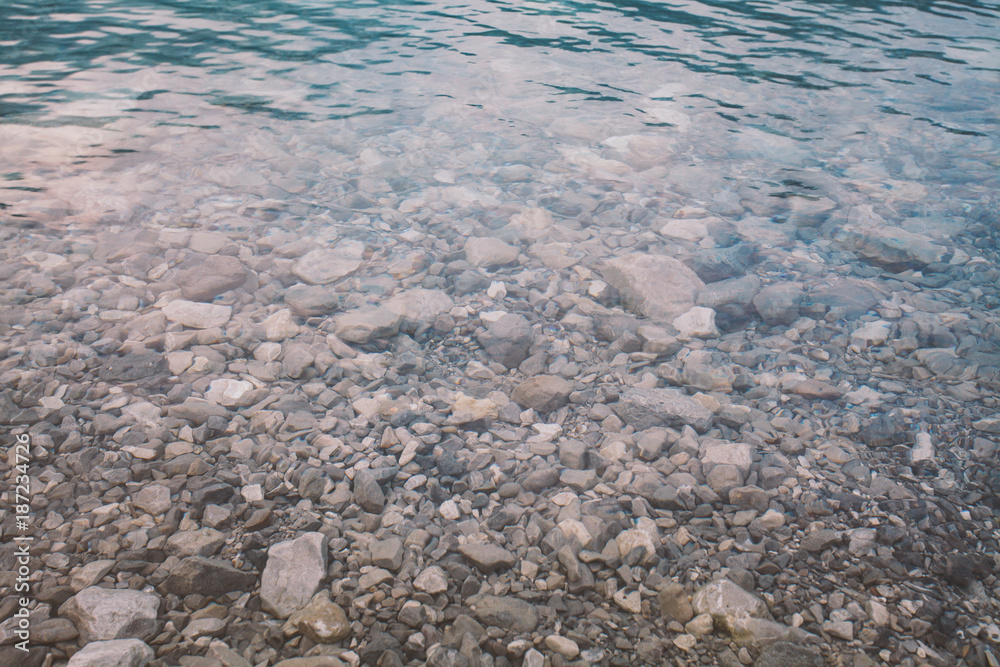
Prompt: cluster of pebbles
<box><xmin>1</xmin><ymin>181</ymin><xmax>1000</xmax><ymax>667</ymax></box>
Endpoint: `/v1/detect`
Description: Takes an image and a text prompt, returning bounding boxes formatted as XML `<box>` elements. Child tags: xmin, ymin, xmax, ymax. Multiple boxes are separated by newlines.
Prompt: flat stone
<box><xmin>261</xmin><ymin>532</ymin><xmax>329</xmax><ymax>619</ymax></box>
<box><xmin>752</xmin><ymin>283</ymin><xmax>803</xmax><ymax>326</ymax></box>
<box><xmin>613</xmin><ymin>388</ymin><xmax>713</xmax><ymax>432</ymax></box>
<box><xmin>701</xmin><ymin>442</ymin><xmax>753</xmax><ymax>477</ymax></box>
<box><xmin>205</xmin><ymin>379</ymin><xmax>257</xmax><ymax>408</ymax></box>
<box><xmin>334</xmin><ymin>307</ymin><xmax>402</xmax><ymax>343</ymax></box>
<box><xmin>69</xmin><ymin>560</ymin><xmax>116</xmax><ymax>593</ymax></box>
<box><xmin>673</xmin><ymin>307</ymin><xmax>720</xmax><ymax>339</ymax></box>
<box><xmin>166</xmin><ymin>398</ymin><xmax>230</xmax><ymax>425</ymax></box>
<box><xmin>511</xmin><ymin>375</ymin><xmax>573</xmax><ymax>413</ymax></box>
<box><xmin>66</xmin><ymin>639</ymin><xmax>154</xmax><ymax>667</ymax></box>
<box><xmin>176</xmin><ymin>255</ymin><xmax>249</xmax><ymax>302</ymax></box>
<box><xmin>459</xmin><ymin>543</ymin><xmax>516</xmax><ymax>573</ymax></box>
<box><xmin>691</xmin><ymin>579</ymin><xmax>770</xmax><ymax>637</ymax></box>
<box><xmin>800</xmin><ymin>529</ymin><xmax>840</xmax><ymax>553</ymax></box>
<box><xmin>165</xmin><ymin>528</ymin><xmax>226</xmax><ymax>558</ymax></box>
<box><xmin>601</xmin><ymin>253</ymin><xmax>704</xmax><ymax>321</ymax></box>
<box><xmin>98</xmin><ymin>354</ymin><xmax>166</xmax><ymax>382</ymax></box>
<box><xmin>291</xmin><ymin>243</ymin><xmax>366</xmax><ymax>284</ymax></box>
<box><xmin>284</xmin><ymin>284</ymin><xmax>338</xmax><ymax>317</ymax></box>
<box><xmin>59</xmin><ymin>587</ymin><xmax>161</xmax><ymax>643</ymax></box>
<box><xmin>465</xmin><ymin>237</ymin><xmax>519</xmax><ymax>267</ymax></box>
<box><xmin>753</xmin><ymin>641</ymin><xmax>823</xmax><ymax>667</ymax></box>
<box><xmin>447</xmin><ymin>394</ymin><xmax>498</xmax><ymax>425</ymax></box>
<box><xmin>471</xmin><ymin>595</ymin><xmax>538</xmax><ymax>633</ymax></box>
<box><xmin>834</xmin><ymin>211</ymin><xmax>946</xmax><ymax>269</ymax></box>
<box><xmin>164</xmin><ymin>556</ymin><xmax>257</xmax><ymax>598</ymax></box>
<box><xmin>161</xmin><ymin>300</ymin><xmax>232</xmax><ymax>329</ymax></box>
<box><xmin>383</xmin><ymin>288</ymin><xmax>455</xmax><ymax>332</ymax></box>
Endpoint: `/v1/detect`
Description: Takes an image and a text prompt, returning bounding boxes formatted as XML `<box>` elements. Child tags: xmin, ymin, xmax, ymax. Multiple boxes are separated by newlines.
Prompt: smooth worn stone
<box><xmin>282</xmin><ymin>590</ymin><xmax>350</xmax><ymax>643</ymax></box>
<box><xmin>291</xmin><ymin>243</ymin><xmax>366</xmax><ymax>284</ymax></box>
<box><xmin>334</xmin><ymin>307</ymin><xmax>402</xmax><ymax>343</ymax></box>
<box><xmin>613</xmin><ymin>388</ymin><xmax>713</xmax><ymax>433</ymax></box>
<box><xmin>164</xmin><ymin>557</ymin><xmax>257</xmax><ymax>597</ymax></box>
<box><xmin>753</xmin><ymin>641</ymin><xmax>823</xmax><ymax>667</ymax></box>
<box><xmin>459</xmin><ymin>543</ymin><xmax>516</xmax><ymax>573</ymax></box>
<box><xmin>522</xmin><ymin>468</ymin><xmax>560</xmax><ymax>493</ymax></box>
<box><xmin>545</xmin><ymin>635</ymin><xmax>580</xmax><ymax>659</ymax></box>
<box><xmin>284</xmin><ymin>284</ymin><xmax>339</xmax><ymax>317</ymax></box>
<box><xmin>59</xmin><ymin>587</ymin><xmax>161</xmax><ymax>643</ymax></box>
<box><xmin>66</xmin><ymin>639</ymin><xmax>154</xmax><ymax>667</ymax></box>
<box><xmin>701</xmin><ymin>442</ymin><xmax>753</xmax><ymax>477</ymax></box>
<box><xmin>205</xmin><ymin>379</ymin><xmax>257</xmax><ymax>408</ymax></box>
<box><xmin>383</xmin><ymin>288</ymin><xmax>454</xmax><ymax>332</ymax></box>
<box><xmin>176</xmin><ymin>255</ymin><xmax>249</xmax><ymax>302</ymax></box>
<box><xmin>752</xmin><ymin>283</ymin><xmax>804</xmax><ymax>326</ymax></box>
<box><xmin>166</xmin><ymin>398</ymin><xmax>230</xmax><ymax>425</ymax></box>
<box><xmin>161</xmin><ymin>300</ymin><xmax>233</xmax><ymax>329</ymax></box>
<box><xmin>98</xmin><ymin>353</ymin><xmax>166</xmax><ymax>381</ymax></box>
<box><xmin>464</xmin><ymin>237</ymin><xmax>520</xmax><ymax>267</ymax></box>
<box><xmin>789</xmin><ymin>379</ymin><xmax>843</xmax><ymax>400</ymax></box>
<box><xmin>478</xmin><ymin>313</ymin><xmax>532</xmax><ymax>368</ymax></box>
<box><xmin>353</xmin><ymin>469</ymin><xmax>385</xmax><ymax>513</ymax></box>
<box><xmin>601</xmin><ymin>253</ymin><xmax>705</xmax><ymax>321</ymax></box>
<box><xmin>511</xmin><ymin>375</ymin><xmax>573</xmax><ymax>413</ymax></box>
<box><xmin>834</xmin><ymin>211</ymin><xmax>946</xmax><ymax>269</ymax></box>
<box><xmin>261</xmin><ymin>532</ymin><xmax>329</xmax><ymax>619</ymax></box>
<box><xmin>470</xmin><ymin>595</ymin><xmax>538</xmax><ymax>633</ymax></box>
<box><xmin>689</xmin><ymin>243</ymin><xmax>757</xmax><ymax>283</ymax></box>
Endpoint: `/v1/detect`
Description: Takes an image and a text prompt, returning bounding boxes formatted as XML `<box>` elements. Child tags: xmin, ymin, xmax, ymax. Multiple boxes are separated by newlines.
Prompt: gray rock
<box><xmin>688</xmin><ymin>243</ymin><xmax>756</xmax><ymax>283</ymax></box>
<box><xmin>98</xmin><ymin>354</ymin><xmax>166</xmax><ymax>382</ymax></box>
<box><xmin>459</xmin><ymin>543</ymin><xmax>516</xmax><ymax>573</ymax></box>
<box><xmin>470</xmin><ymin>595</ymin><xmax>538</xmax><ymax>633</ymax></box>
<box><xmin>522</xmin><ymin>468</ymin><xmax>560</xmax><ymax>493</ymax></box>
<box><xmin>658</xmin><ymin>583</ymin><xmax>694</xmax><ymax>624</ymax></box>
<box><xmin>384</xmin><ymin>288</ymin><xmax>455</xmax><ymax>332</ymax></box>
<box><xmin>753</xmin><ymin>283</ymin><xmax>804</xmax><ymax>326</ymax></box>
<box><xmin>464</xmin><ymin>237</ymin><xmax>519</xmax><ymax>267</ymax></box>
<box><xmin>613</xmin><ymin>388</ymin><xmax>713</xmax><ymax>433</ymax></box>
<box><xmin>833</xmin><ymin>209</ymin><xmax>946</xmax><ymax>269</ymax></box>
<box><xmin>371</xmin><ymin>538</ymin><xmax>404</xmax><ymax>571</ymax></box>
<box><xmin>478</xmin><ymin>314</ymin><xmax>532</xmax><ymax>368</ymax></box>
<box><xmin>176</xmin><ymin>255</ymin><xmax>249</xmax><ymax>302</ymax></box>
<box><xmin>161</xmin><ymin>300</ymin><xmax>232</xmax><ymax>328</ymax></box>
<box><xmin>261</xmin><ymin>532</ymin><xmax>329</xmax><ymax>619</ymax></box>
<box><xmin>164</xmin><ymin>528</ymin><xmax>226</xmax><ymax>559</ymax></box>
<box><xmin>558</xmin><ymin>439</ymin><xmax>589</xmax><ymax>469</ymax></box>
<box><xmin>353</xmin><ymin>469</ymin><xmax>385</xmax><ymax>513</ymax></box>
<box><xmin>511</xmin><ymin>375</ymin><xmax>573</xmax><ymax>413</ymax></box>
<box><xmin>132</xmin><ymin>485</ymin><xmax>171</xmax><ymax>515</ymax></box>
<box><xmin>800</xmin><ymin>529</ymin><xmax>840</xmax><ymax>553</ymax></box>
<box><xmin>166</xmin><ymin>398</ymin><xmax>230</xmax><ymax>426</ymax></box>
<box><xmin>753</xmin><ymin>641</ymin><xmax>823</xmax><ymax>667</ymax></box>
<box><xmin>601</xmin><ymin>253</ymin><xmax>705</xmax><ymax>321</ymax></box>
<box><xmin>164</xmin><ymin>556</ymin><xmax>257</xmax><ymax>597</ymax></box>
<box><xmin>284</xmin><ymin>284</ymin><xmax>339</xmax><ymax>317</ymax></box>
<box><xmin>291</xmin><ymin>243</ymin><xmax>365</xmax><ymax>284</ymax></box>
<box><xmin>59</xmin><ymin>587</ymin><xmax>161</xmax><ymax>643</ymax></box>
<box><xmin>66</xmin><ymin>639</ymin><xmax>154</xmax><ymax>667</ymax></box>
<box><xmin>334</xmin><ymin>307</ymin><xmax>402</xmax><ymax>343</ymax></box>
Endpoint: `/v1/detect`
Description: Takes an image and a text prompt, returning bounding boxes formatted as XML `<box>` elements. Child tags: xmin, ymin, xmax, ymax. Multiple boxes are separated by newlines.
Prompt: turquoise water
<box><xmin>0</xmin><ymin>0</ymin><xmax>997</xmax><ymax>230</ymax></box>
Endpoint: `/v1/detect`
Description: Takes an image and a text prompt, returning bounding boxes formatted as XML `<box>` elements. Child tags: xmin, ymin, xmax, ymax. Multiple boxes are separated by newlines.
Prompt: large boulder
<box><xmin>833</xmin><ymin>207</ymin><xmax>946</xmax><ymax>270</ymax></box>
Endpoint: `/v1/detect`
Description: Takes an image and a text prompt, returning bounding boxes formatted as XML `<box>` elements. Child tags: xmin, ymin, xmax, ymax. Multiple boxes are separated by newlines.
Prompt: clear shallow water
<box><xmin>0</xmin><ymin>0</ymin><xmax>998</xmax><ymax>232</ymax></box>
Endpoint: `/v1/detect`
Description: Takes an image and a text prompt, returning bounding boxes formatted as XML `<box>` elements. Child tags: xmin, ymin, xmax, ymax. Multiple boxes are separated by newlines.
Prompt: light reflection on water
<box><xmin>0</xmin><ymin>0</ymin><xmax>997</xmax><ymax>231</ymax></box>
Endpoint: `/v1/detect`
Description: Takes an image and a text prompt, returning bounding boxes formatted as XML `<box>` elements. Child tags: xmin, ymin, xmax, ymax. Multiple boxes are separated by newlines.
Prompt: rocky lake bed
<box><xmin>2</xmin><ymin>170</ymin><xmax>1000</xmax><ymax>667</ymax></box>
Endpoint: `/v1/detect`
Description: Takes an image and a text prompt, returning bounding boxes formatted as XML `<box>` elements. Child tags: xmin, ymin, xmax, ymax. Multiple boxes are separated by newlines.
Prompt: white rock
<box><xmin>67</xmin><ymin>639</ymin><xmax>154</xmax><ymax>667</ymax></box>
<box><xmin>161</xmin><ymin>300</ymin><xmax>232</xmax><ymax>329</ymax></box>
<box><xmin>851</xmin><ymin>320</ymin><xmax>892</xmax><ymax>347</ymax></box>
<box><xmin>911</xmin><ymin>430</ymin><xmax>934</xmax><ymax>462</ymax></box>
<box><xmin>205</xmin><ymin>379</ymin><xmax>256</xmax><ymax>407</ymax></box>
<box><xmin>262</xmin><ymin>309</ymin><xmax>300</xmax><ymax>341</ymax></box>
<box><xmin>292</xmin><ymin>242</ymin><xmax>366</xmax><ymax>284</ymax></box>
<box><xmin>673</xmin><ymin>307</ymin><xmax>719</xmax><ymax>339</ymax></box>
<box><xmin>260</xmin><ymin>532</ymin><xmax>329</xmax><ymax>619</ymax></box>
<box><xmin>59</xmin><ymin>588</ymin><xmax>161</xmax><ymax>643</ymax></box>
<box><xmin>413</xmin><ymin>566</ymin><xmax>449</xmax><ymax>594</ymax></box>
